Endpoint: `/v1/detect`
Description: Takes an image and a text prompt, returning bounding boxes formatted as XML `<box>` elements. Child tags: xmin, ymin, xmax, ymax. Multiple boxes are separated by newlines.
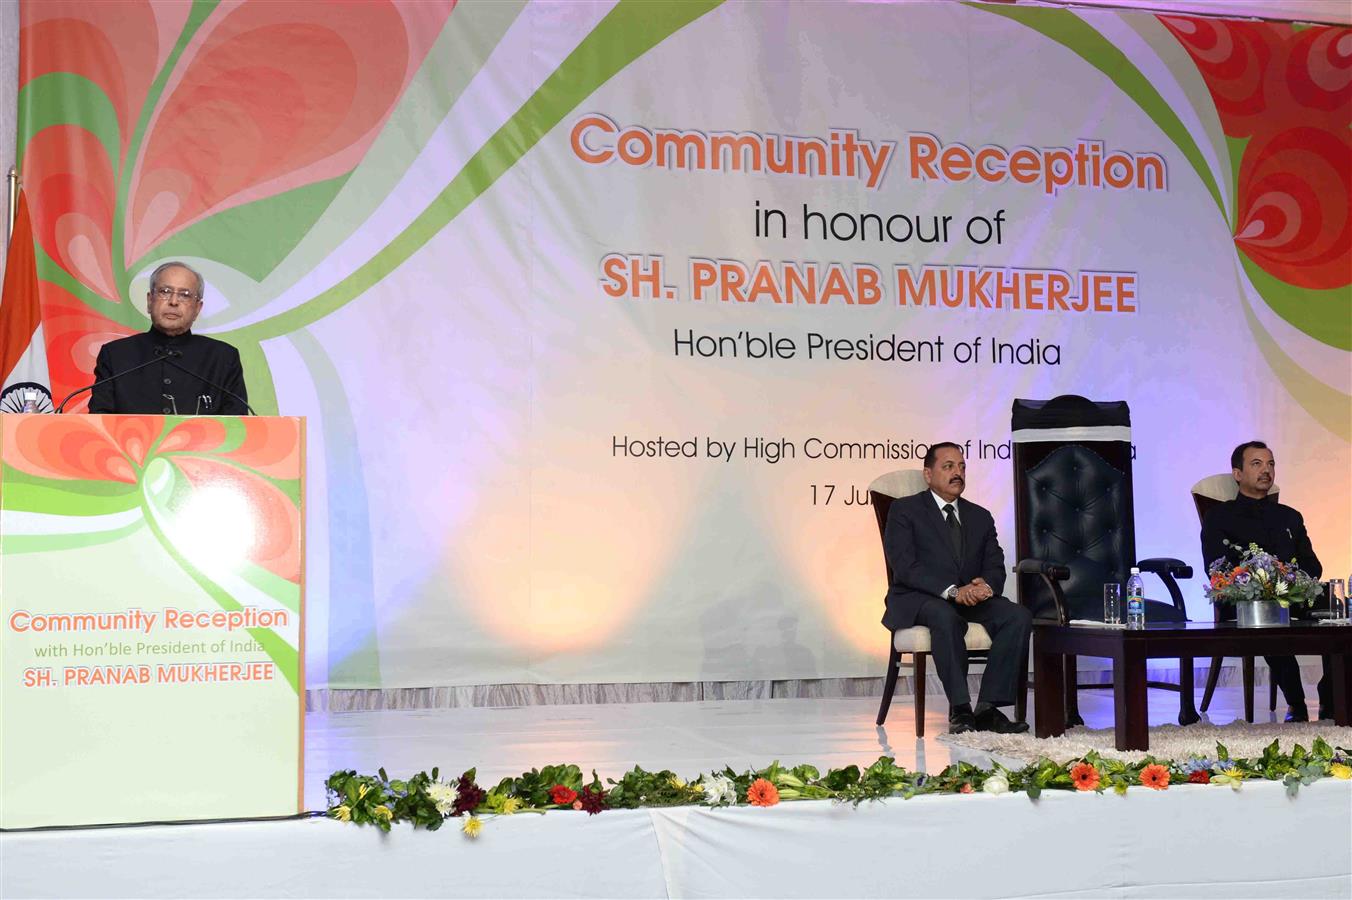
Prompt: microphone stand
<box><xmin>55</xmin><ymin>348</ymin><xmax>171</xmax><ymax>414</ymax></box>
<box><xmin>160</xmin><ymin>351</ymin><xmax>256</xmax><ymax>416</ymax></box>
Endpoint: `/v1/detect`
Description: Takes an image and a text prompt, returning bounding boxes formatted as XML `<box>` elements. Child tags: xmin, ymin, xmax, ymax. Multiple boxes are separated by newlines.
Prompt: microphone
<box><xmin>159</xmin><ymin>350</ymin><xmax>256</xmax><ymax>416</ymax></box>
<box><xmin>56</xmin><ymin>346</ymin><xmax>172</xmax><ymax>414</ymax></box>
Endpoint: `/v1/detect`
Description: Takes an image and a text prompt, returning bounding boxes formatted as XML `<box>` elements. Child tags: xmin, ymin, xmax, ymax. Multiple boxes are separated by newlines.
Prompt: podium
<box><xmin>0</xmin><ymin>414</ymin><xmax>305</xmax><ymax>828</ymax></box>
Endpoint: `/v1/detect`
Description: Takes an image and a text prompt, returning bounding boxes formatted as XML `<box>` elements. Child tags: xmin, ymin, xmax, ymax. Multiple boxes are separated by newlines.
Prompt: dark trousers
<box><xmin>1267</xmin><ymin>654</ymin><xmax>1332</xmax><ymax>711</ymax></box>
<box><xmin>914</xmin><ymin>594</ymin><xmax>1032</xmax><ymax>710</ymax></box>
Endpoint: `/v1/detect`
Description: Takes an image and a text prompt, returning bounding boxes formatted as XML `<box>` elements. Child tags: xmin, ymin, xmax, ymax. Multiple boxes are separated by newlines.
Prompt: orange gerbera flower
<box><xmin>1070</xmin><ymin>762</ymin><xmax>1101</xmax><ymax>791</ymax></box>
<box><xmin>746</xmin><ymin>778</ymin><xmax>780</xmax><ymax>807</ymax></box>
<box><xmin>1140</xmin><ymin>764</ymin><xmax>1171</xmax><ymax>790</ymax></box>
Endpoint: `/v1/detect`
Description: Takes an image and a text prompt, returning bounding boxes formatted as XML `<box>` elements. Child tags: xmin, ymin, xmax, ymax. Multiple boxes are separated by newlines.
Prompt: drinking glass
<box><xmin>1330</xmin><ymin>579</ymin><xmax>1347</xmax><ymax>622</ymax></box>
<box><xmin>1103</xmin><ymin>583</ymin><xmax>1121</xmax><ymax>625</ymax></box>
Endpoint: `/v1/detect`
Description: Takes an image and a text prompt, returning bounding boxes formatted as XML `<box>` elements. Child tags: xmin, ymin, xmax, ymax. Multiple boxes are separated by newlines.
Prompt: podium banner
<box><xmin>0</xmin><ymin>414</ymin><xmax>304</xmax><ymax>828</ymax></box>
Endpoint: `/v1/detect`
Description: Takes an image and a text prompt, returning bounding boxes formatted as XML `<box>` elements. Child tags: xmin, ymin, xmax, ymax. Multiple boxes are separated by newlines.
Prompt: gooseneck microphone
<box><xmin>160</xmin><ymin>349</ymin><xmax>256</xmax><ymax>416</ymax></box>
<box><xmin>55</xmin><ymin>346</ymin><xmax>172</xmax><ymax>414</ymax></box>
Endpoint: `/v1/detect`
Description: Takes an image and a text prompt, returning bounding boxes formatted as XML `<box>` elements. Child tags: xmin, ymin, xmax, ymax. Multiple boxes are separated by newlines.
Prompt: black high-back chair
<box><xmin>1010</xmin><ymin>395</ymin><xmax>1198</xmax><ymax>726</ymax></box>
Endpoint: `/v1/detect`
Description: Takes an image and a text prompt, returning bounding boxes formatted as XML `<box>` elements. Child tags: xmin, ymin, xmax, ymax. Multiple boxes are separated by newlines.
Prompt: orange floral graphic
<box><xmin>1161</xmin><ymin>16</ymin><xmax>1351</xmax><ymax>293</ymax></box>
<box><xmin>5</xmin><ymin>415</ymin><xmax>302</xmax><ymax>583</ymax></box>
<box><xmin>18</xmin><ymin>0</ymin><xmax>458</xmax><ymax>395</ymax></box>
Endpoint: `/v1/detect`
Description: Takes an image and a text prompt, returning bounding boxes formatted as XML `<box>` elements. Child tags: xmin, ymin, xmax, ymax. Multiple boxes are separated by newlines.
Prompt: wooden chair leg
<box><xmin>1242</xmin><ymin>656</ymin><xmax>1255</xmax><ymax>722</ymax></box>
<box><xmin>876</xmin><ymin>646</ymin><xmax>901</xmax><ymax>727</ymax></box>
<box><xmin>1015</xmin><ymin>658</ymin><xmax>1029</xmax><ymax>724</ymax></box>
<box><xmin>1064</xmin><ymin>654</ymin><xmax>1083</xmax><ymax>727</ymax></box>
<box><xmin>1178</xmin><ymin>656</ymin><xmax>1199</xmax><ymax>725</ymax></box>
<box><xmin>914</xmin><ymin>653</ymin><xmax>927</xmax><ymax>738</ymax></box>
<box><xmin>1200</xmin><ymin>655</ymin><xmax>1223</xmax><ymax>712</ymax></box>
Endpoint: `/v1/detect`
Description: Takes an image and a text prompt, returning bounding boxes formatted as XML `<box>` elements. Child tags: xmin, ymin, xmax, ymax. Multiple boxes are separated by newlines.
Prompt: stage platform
<box><xmin>3</xmin><ymin>685</ymin><xmax>1351</xmax><ymax>899</ymax></box>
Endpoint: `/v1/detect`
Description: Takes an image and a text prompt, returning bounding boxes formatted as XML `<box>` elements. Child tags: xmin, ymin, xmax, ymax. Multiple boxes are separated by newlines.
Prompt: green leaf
<box><xmin>823</xmin><ymin>765</ymin><xmax>861</xmax><ymax>790</ymax></box>
<box><xmin>792</xmin><ymin>764</ymin><xmax>821</xmax><ymax>783</ymax></box>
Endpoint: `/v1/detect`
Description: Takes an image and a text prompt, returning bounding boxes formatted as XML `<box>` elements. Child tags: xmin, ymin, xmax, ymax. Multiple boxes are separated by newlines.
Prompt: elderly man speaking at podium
<box><xmin>87</xmin><ymin>261</ymin><xmax>250</xmax><ymax>416</ymax></box>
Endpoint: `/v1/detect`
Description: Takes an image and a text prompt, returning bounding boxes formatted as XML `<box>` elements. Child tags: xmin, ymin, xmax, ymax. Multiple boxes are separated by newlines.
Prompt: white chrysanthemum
<box><xmin>1275</xmin><ymin>581</ymin><xmax>1289</xmax><ymax>595</ymax></box>
<box><xmin>982</xmin><ymin>774</ymin><xmax>1009</xmax><ymax>795</ymax></box>
<box><xmin>700</xmin><ymin>774</ymin><xmax>736</xmax><ymax>806</ymax></box>
<box><xmin>426</xmin><ymin>781</ymin><xmax>459</xmax><ymax>816</ymax></box>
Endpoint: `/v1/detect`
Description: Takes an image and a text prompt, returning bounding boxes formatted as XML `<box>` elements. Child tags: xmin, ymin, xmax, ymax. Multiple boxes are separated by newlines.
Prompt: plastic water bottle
<box><xmin>20</xmin><ymin>390</ymin><xmax>38</xmax><ymax>414</ymax></box>
<box><xmin>1126</xmin><ymin>567</ymin><xmax>1145</xmax><ymax>629</ymax></box>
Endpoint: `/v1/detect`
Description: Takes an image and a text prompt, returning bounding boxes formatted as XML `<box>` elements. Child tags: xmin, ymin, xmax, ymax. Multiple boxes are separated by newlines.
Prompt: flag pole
<box><xmin>5</xmin><ymin>167</ymin><xmax>16</xmax><ymax>246</ymax></box>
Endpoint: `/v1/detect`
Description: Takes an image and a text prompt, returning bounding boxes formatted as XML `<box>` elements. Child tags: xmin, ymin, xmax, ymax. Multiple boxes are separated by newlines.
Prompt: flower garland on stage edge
<box><xmin>326</xmin><ymin>737</ymin><xmax>1352</xmax><ymax>837</ymax></box>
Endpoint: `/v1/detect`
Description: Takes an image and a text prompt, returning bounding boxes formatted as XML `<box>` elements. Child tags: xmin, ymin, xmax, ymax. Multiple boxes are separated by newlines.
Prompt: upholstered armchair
<box><xmin>868</xmin><ymin>469</ymin><xmax>1024</xmax><ymax>735</ymax></box>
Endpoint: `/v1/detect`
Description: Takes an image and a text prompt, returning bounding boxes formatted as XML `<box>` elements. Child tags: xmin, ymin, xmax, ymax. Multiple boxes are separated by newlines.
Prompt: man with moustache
<box><xmin>1202</xmin><ymin>441</ymin><xmax>1330</xmax><ymax>721</ymax></box>
<box><xmin>88</xmin><ymin>261</ymin><xmax>249</xmax><ymax>415</ymax></box>
<box><xmin>882</xmin><ymin>442</ymin><xmax>1032</xmax><ymax>734</ymax></box>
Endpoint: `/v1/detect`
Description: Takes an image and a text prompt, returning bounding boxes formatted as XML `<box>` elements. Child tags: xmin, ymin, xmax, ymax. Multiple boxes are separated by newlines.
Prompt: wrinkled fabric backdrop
<box><xmin>15</xmin><ymin>0</ymin><xmax>1350</xmax><ymax>689</ymax></box>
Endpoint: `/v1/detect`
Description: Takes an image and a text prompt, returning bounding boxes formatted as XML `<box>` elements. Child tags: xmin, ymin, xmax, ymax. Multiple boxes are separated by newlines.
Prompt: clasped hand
<box><xmin>954</xmin><ymin>578</ymin><xmax>993</xmax><ymax>606</ymax></box>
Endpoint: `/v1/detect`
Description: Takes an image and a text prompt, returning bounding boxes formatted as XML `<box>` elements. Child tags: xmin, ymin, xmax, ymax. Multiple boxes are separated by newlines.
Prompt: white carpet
<box><xmin>937</xmin><ymin>720</ymin><xmax>1352</xmax><ymax>765</ymax></box>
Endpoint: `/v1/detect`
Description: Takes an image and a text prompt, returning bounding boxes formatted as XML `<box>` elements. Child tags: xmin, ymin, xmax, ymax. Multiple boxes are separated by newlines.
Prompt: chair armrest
<box><xmin>1014</xmin><ymin>559</ymin><xmax>1071</xmax><ymax>580</ymax></box>
<box><xmin>1137</xmin><ymin>558</ymin><xmax>1191</xmax><ymax>616</ymax></box>
<box><xmin>1014</xmin><ymin>558</ymin><xmax>1070</xmax><ymax>625</ymax></box>
<box><xmin>1138</xmin><ymin>557</ymin><xmax>1193</xmax><ymax>579</ymax></box>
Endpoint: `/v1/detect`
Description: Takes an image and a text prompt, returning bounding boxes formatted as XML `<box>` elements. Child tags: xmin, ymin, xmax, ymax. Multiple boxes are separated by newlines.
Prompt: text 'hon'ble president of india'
<box><xmin>88</xmin><ymin>262</ymin><xmax>249</xmax><ymax>415</ymax></box>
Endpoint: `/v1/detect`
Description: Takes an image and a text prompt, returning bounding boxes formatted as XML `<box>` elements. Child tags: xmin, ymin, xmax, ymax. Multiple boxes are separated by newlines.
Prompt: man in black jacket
<box><xmin>1201</xmin><ymin>440</ymin><xmax>1329</xmax><ymax>721</ymax></box>
<box><xmin>88</xmin><ymin>261</ymin><xmax>248</xmax><ymax>415</ymax></box>
<box><xmin>882</xmin><ymin>442</ymin><xmax>1032</xmax><ymax>734</ymax></box>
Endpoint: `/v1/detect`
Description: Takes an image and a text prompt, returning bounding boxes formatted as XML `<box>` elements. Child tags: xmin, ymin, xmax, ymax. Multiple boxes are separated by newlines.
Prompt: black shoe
<box><xmin>1317</xmin><ymin>706</ymin><xmax>1332</xmax><ymax>721</ymax></box>
<box><xmin>948</xmin><ymin>704</ymin><xmax>977</xmax><ymax>734</ymax></box>
<box><xmin>1284</xmin><ymin>704</ymin><xmax>1309</xmax><ymax>722</ymax></box>
<box><xmin>975</xmin><ymin>707</ymin><xmax>1030</xmax><ymax>734</ymax></box>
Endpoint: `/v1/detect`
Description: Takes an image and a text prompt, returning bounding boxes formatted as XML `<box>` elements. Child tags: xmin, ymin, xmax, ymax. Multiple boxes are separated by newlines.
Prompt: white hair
<box><xmin>148</xmin><ymin>261</ymin><xmax>205</xmax><ymax>300</ymax></box>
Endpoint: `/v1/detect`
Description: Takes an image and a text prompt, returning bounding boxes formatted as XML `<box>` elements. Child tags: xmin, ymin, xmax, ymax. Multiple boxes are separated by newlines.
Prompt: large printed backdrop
<box><xmin>17</xmin><ymin>1</ymin><xmax>1351</xmax><ymax>688</ymax></box>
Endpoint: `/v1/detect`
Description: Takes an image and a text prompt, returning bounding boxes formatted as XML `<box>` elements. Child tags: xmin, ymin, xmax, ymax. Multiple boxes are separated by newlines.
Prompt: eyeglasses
<box><xmin>152</xmin><ymin>286</ymin><xmax>200</xmax><ymax>302</ymax></box>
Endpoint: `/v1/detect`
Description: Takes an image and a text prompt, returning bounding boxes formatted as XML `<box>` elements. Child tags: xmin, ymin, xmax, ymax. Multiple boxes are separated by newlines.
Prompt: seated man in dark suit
<box><xmin>1201</xmin><ymin>440</ymin><xmax>1329</xmax><ymax>721</ymax></box>
<box><xmin>88</xmin><ymin>261</ymin><xmax>248</xmax><ymax>415</ymax></box>
<box><xmin>882</xmin><ymin>442</ymin><xmax>1032</xmax><ymax>734</ymax></box>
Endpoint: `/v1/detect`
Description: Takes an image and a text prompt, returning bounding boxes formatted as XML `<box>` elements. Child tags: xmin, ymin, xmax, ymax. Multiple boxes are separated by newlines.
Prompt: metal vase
<box><xmin>1235</xmin><ymin>601</ymin><xmax>1290</xmax><ymax>628</ymax></box>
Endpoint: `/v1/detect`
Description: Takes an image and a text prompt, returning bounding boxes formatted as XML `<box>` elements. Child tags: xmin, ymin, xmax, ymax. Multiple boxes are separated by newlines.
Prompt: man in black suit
<box><xmin>88</xmin><ymin>261</ymin><xmax>248</xmax><ymax>415</ymax></box>
<box><xmin>1201</xmin><ymin>441</ymin><xmax>1329</xmax><ymax>721</ymax></box>
<box><xmin>882</xmin><ymin>442</ymin><xmax>1031</xmax><ymax>734</ymax></box>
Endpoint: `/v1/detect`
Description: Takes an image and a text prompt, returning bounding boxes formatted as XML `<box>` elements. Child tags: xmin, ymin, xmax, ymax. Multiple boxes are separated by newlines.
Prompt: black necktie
<box><xmin>943</xmin><ymin>503</ymin><xmax>962</xmax><ymax>556</ymax></box>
